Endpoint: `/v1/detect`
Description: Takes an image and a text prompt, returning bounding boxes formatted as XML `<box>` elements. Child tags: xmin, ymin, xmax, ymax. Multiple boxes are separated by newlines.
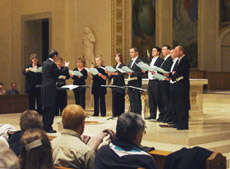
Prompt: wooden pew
<box><xmin>149</xmin><ymin>150</ymin><xmax>226</xmax><ymax>169</ymax></box>
<box><xmin>0</xmin><ymin>94</ymin><xmax>28</xmax><ymax>114</ymax></box>
<box><xmin>49</xmin><ymin>136</ymin><xmax>226</xmax><ymax>169</ymax></box>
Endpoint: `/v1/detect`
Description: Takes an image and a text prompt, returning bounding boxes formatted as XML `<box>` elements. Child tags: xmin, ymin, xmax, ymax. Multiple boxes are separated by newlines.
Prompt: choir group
<box><xmin>23</xmin><ymin>45</ymin><xmax>190</xmax><ymax>132</ymax></box>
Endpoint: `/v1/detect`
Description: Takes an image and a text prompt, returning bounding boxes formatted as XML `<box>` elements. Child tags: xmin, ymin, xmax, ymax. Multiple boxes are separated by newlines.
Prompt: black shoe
<box><xmin>92</xmin><ymin>114</ymin><xmax>99</xmax><ymax>117</ymax></box>
<box><xmin>46</xmin><ymin>129</ymin><xmax>57</xmax><ymax>133</ymax></box>
<box><xmin>168</xmin><ymin>121</ymin><xmax>175</xmax><ymax>125</ymax></box>
<box><xmin>157</xmin><ymin>118</ymin><xmax>164</xmax><ymax>122</ymax></box>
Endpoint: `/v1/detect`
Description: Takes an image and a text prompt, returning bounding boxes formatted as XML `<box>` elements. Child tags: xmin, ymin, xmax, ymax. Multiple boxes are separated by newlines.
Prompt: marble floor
<box><xmin>1</xmin><ymin>92</ymin><xmax>230</xmax><ymax>168</ymax></box>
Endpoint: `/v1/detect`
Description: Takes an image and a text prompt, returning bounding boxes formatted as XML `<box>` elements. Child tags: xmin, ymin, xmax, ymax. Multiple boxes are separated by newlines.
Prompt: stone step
<box><xmin>193</xmin><ymin>140</ymin><xmax>230</xmax><ymax>154</ymax></box>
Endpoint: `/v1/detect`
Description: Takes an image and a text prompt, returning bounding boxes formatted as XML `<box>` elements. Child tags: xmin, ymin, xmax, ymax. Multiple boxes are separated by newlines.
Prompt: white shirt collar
<box><xmin>164</xmin><ymin>54</ymin><xmax>170</xmax><ymax>61</ymax></box>
<box><xmin>132</xmin><ymin>56</ymin><xmax>138</xmax><ymax>61</ymax></box>
<box><xmin>49</xmin><ymin>58</ymin><xmax>54</xmax><ymax>62</ymax></box>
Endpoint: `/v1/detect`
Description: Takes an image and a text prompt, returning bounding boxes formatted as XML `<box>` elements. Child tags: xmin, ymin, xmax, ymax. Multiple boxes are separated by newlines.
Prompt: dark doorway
<box><xmin>42</xmin><ymin>19</ymin><xmax>49</xmax><ymax>62</ymax></box>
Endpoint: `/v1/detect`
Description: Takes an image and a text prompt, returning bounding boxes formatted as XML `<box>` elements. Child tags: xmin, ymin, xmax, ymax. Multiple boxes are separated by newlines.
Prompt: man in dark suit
<box><xmin>165</xmin><ymin>49</ymin><xmax>179</xmax><ymax>124</ymax></box>
<box><xmin>157</xmin><ymin>45</ymin><xmax>173</xmax><ymax>122</ymax></box>
<box><xmin>41</xmin><ymin>49</ymin><xmax>69</xmax><ymax>133</ymax></box>
<box><xmin>146</xmin><ymin>47</ymin><xmax>164</xmax><ymax>119</ymax></box>
<box><xmin>127</xmin><ymin>47</ymin><xmax>143</xmax><ymax>115</ymax></box>
<box><xmin>171</xmin><ymin>45</ymin><xmax>190</xmax><ymax>130</ymax></box>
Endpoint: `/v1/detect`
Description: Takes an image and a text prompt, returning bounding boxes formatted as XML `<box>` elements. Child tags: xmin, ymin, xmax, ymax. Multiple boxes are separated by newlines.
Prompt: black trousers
<box><xmin>112</xmin><ymin>91</ymin><xmax>125</xmax><ymax>117</ymax></box>
<box><xmin>168</xmin><ymin>83</ymin><xmax>177</xmax><ymax>122</ymax></box>
<box><xmin>42</xmin><ymin>106</ymin><xmax>56</xmax><ymax>131</ymax></box>
<box><xmin>27</xmin><ymin>87</ymin><xmax>42</xmax><ymax>114</ymax></box>
<box><xmin>175</xmin><ymin>83</ymin><xmax>189</xmax><ymax>129</ymax></box>
<box><xmin>148</xmin><ymin>80</ymin><xmax>163</xmax><ymax>118</ymax></box>
<box><xmin>93</xmin><ymin>93</ymin><xmax>106</xmax><ymax>116</ymax></box>
<box><xmin>128</xmin><ymin>88</ymin><xmax>142</xmax><ymax>115</ymax></box>
<box><xmin>74</xmin><ymin>91</ymin><xmax>86</xmax><ymax>109</ymax></box>
<box><xmin>56</xmin><ymin>90</ymin><xmax>67</xmax><ymax>116</ymax></box>
<box><xmin>158</xmin><ymin>81</ymin><xmax>170</xmax><ymax>119</ymax></box>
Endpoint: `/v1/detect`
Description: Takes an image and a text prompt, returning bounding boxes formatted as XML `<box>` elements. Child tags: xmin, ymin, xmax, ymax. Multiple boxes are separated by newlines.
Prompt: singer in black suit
<box><xmin>71</xmin><ymin>58</ymin><xmax>88</xmax><ymax>109</ymax></box>
<box><xmin>157</xmin><ymin>45</ymin><xmax>173</xmax><ymax>122</ymax></box>
<box><xmin>171</xmin><ymin>46</ymin><xmax>190</xmax><ymax>130</ymax></box>
<box><xmin>108</xmin><ymin>53</ymin><xmax>126</xmax><ymax>117</ymax></box>
<box><xmin>56</xmin><ymin>57</ymin><xmax>70</xmax><ymax>116</ymax></box>
<box><xmin>89</xmin><ymin>56</ymin><xmax>107</xmax><ymax>117</ymax></box>
<box><xmin>41</xmin><ymin>50</ymin><xmax>69</xmax><ymax>133</ymax></box>
<box><xmin>23</xmin><ymin>54</ymin><xmax>42</xmax><ymax>114</ymax></box>
<box><xmin>146</xmin><ymin>47</ymin><xmax>164</xmax><ymax>119</ymax></box>
<box><xmin>127</xmin><ymin>47</ymin><xmax>143</xmax><ymax>115</ymax></box>
<box><xmin>166</xmin><ymin>50</ymin><xmax>179</xmax><ymax>124</ymax></box>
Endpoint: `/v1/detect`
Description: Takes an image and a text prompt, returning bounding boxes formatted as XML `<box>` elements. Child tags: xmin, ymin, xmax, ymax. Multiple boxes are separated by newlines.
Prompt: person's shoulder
<box><xmin>52</xmin><ymin>134</ymin><xmax>93</xmax><ymax>153</ymax></box>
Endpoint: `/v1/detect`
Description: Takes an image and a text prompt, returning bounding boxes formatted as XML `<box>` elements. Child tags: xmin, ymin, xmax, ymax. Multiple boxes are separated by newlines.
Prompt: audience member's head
<box><xmin>20</xmin><ymin>129</ymin><xmax>53</xmax><ymax>169</ymax></box>
<box><xmin>116</xmin><ymin>112</ymin><xmax>146</xmax><ymax>145</ymax></box>
<box><xmin>11</xmin><ymin>83</ymin><xmax>17</xmax><ymax>89</ymax></box>
<box><xmin>161</xmin><ymin>45</ymin><xmax>171</xmax><ymax>57</ymax></box>
<box><xmin>0</xmin><ymin>148</ymin><xmax>20</xmax><ymax>169</ymax></box>
<box><xmin>20</xmin><ymin>110</ymin><xmax>43</xmax><ymax>133</ymax></box>
<box><xmin>0</xmin><ymin>83</ymin><xmax>4</xmax><ymax>89</ymax></box>
<box><xmin>62</xmin><ymin>104</ymin><xmax>86</xmax><ymax>135</ymax></box>
<box><xmin>129</xmin><ymin>47</ymin><xmax>139</xmax><ymax>58</ymax></box>
<box><xmin>152</xmin><ymin>46</ymin><xmax>161</xmax><ymax>57</ymax></box>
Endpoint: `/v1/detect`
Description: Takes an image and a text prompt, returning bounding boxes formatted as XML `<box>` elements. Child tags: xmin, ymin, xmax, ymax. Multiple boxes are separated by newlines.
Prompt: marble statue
<box><xmin>82</xmin><ymin>27</ymin><xmax>96</xmax><ymax>67</ymax></box>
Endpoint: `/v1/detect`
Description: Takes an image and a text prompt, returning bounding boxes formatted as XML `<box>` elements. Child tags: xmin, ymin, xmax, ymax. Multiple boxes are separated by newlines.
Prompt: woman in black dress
<box><xmin>70</xmin><ymin>58</ymin><xmax>88</xmax><ymax>109</ymax></box>
<box><xmin>88</xmin><ymin>56</ymin><xmax>107</xmax><ymax>116</ymax></box>
<box><xmin>108</xmin><ymin>53</ymin><xmax>126</xmax><ymax>117</ymax></box>
<box><xmin>56</xmin><ymin>57</ymin><xmax>70</xmax><ymax>115</ymax></box>
<box><xmin>23</xmin><ymin>54</ymin><xmax>42</xmax><ymax>114</ymax></box>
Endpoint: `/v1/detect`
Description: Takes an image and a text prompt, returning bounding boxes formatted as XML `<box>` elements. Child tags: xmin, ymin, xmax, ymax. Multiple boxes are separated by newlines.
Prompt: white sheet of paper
<box><xmin>105</xmin><ymin>66</ymin><xmax>117</xmax><ymax>72</ymax></box>
<box><xmin>153</xmin><ymin>66</ymin><xmax>169</xmax><ymax>74</ymax></box>
<box><xmin>61</xmin><ymin>84</ymin><xmax>79</xmax><ymax>90</ymax></box>
<box><xmin>153</xmin><ymin>73</ymin><xmax>167</xmax><ymax>81</ymax></box>
<box><xmin>121</xmin><ymin>66</ymin><xmax>133</xmax><ymax>73</ymax></box>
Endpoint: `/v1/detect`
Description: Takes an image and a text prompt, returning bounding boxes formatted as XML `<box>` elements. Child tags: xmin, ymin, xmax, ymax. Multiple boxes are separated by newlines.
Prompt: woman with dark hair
<box><xmin>70</xmin><ymin>58</ymin><xmax>88</xmax><ymax>109</ymax></box>
<box><xmin>20</xmin><ymin>128</ymin><xmax>53</xmax><ymax>169</ymax></box>
<box><xmin>23</xmin><ymin>54</ymin><xmax>42</xmax><ymax>114</ymax></box>
<box><xmin>108</xmin><ymin>53</ymin><xmax>126</xmax><ymax>117</ymax></box>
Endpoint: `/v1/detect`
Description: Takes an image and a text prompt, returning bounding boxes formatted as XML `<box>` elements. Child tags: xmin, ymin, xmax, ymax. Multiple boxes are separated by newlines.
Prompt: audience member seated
<box><xmin>52</xmin><ymin>104</ymin><xmax>113</xmax><ymax>169</ymax></box>
<box><xmin>95</xmin><ymin>112</ymin><xmax>158</xmax><ymax>169</ymax></box>
<box><xmin>8</xmin><ymin>110</ymin><xmax>43</xmax><ymax>156</ymax></box>
<box><xmin>20</xmin><ymin>128</ymin><xmax>53</xmax><ymax>169</ymax></box>
<box><xmin>0</xmin><ymin>148</ymin><xmax>20</xmax><ymax>169</ymax></box>
<box><xmin>6</xmin><ymin>82</ymin><xmax>19</xmax><ymax>95</ymax></box>
<box><xmin>0</xmin><ymin>83</ymin><xmax>6</xmax><ymax>95</ymax></box>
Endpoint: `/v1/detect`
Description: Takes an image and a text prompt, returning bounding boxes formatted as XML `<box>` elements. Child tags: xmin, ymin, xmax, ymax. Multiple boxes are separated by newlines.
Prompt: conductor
<box><xmin>41</xmin><ymin>49</ymin><xmax>69</xmax><ymax>133</ymax></box>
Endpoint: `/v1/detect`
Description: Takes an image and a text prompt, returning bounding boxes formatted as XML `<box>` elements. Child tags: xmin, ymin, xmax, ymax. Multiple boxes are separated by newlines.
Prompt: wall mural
<box><xmin>173</xmin><ymin>0</ymin><xmax>198</xmax><ymax>68</ymax></box>
<box><xmin>220</xmin><ymin>0</ymin><xmax>230</xmax><ymax>29</ymax></box>
<box><xmin>132</xmin><ymin>0</ymin><xmax>156</xmax><ymax>63</ymax></box>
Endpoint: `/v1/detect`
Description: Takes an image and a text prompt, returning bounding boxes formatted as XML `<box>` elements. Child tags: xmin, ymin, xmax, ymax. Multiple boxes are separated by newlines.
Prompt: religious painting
<box><xmin>132</xmin><ymin>0</ymin><xmax>156</xmax><ymax>63</ymax></box>
<box><xmin>220</xmin><ymin>0</ymin><xmax>230</xmax><ymax>29</ymax></box>
<box><xmin>173</xmin><ymin>0</ymin><xmax>198</xmax><ymax>68</ymax></box>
